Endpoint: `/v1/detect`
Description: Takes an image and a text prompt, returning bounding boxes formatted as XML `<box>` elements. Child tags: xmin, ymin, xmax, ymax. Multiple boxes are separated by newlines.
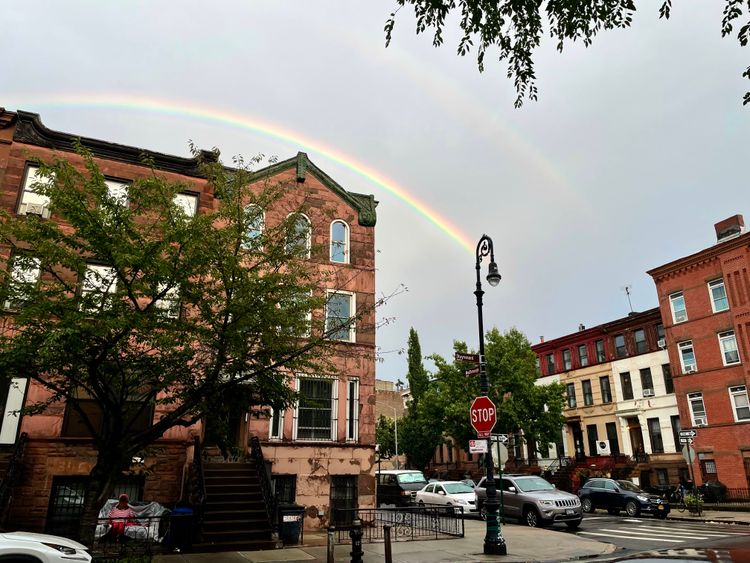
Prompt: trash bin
<box><xmin>169</xmin><ymin>506</ymin><xmax>194</xmax><ymax>552</ymax></box>
<box><xmin>278</xmin><ymin>504</ymin><xmax>305</xmax><ymax>545</ymax></box>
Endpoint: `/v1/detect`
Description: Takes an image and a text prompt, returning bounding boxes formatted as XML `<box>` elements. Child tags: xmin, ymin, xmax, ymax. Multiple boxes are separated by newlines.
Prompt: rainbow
<box><xmin>4</xmin><ymin>94</ymin><xmax>476</xmax><ymax>255</ymax></box>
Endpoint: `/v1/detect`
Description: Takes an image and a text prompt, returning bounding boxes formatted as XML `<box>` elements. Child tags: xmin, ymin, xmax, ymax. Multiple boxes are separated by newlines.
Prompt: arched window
<box><xmin>286</xmin><ymin>213</ymin><xmax>311</xmax><ymax>257</ymax></box>
<box><xmin>243</xmin><ymin>204</ymin><xmax>265</xmax><ymax>248</ymax></box>
<box><xmin>330</xmin><ymin>220</ymin><xmax>349</xmax><ymax>264</ymax></box>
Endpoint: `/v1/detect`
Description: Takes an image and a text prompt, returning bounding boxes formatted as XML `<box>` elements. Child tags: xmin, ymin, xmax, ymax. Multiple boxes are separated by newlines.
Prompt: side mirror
<box><xmin>508</xmin><ymin>486</ymin><xmax>517</xmax><ymax>493</ymax></box>
<box><xmin>438</xmin><ymin>490</ymin><xmax>446</xmax><ymax>496</ymax></box>
<box><xmin>614</xmin><ymin>487</ymin><xmax>620</xmax><ymax>493</ymax></box>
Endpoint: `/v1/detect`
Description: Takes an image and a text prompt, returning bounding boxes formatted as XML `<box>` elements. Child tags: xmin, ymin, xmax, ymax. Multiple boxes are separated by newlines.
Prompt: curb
<box><xmin>667</xmin><ymin>515</ymin><xmax>750</xmax><ymax>526</ymax></box>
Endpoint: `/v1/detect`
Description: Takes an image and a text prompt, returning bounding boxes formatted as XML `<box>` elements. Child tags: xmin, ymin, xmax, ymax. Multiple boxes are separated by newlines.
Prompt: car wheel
<box><xmin>524</xmin><ymin>506</ymin><xmax>541</xmax><ymax>527</ymax></box>
<box><xmin>581</xmin><ymin>497</ymin><xmax>593</xmax><ymax>513</ymax></box>
<box><xmin>566</xmin><ymin>519</ymin><xmax>582</xmax><ymax>530</ymax></box>
<box><xmin>418</xmin><ymin>500</ymin><xmax>424</xmax><ymax>507</ymax></box>
<box><xmin>625</xmin><ymin>500</ymin><xmax>640</xmax><ymax>517</ymax></box>
<box><xmin>607</xmin><ymin>508</ymin><xmax>620</xmax><ymax>515</ymax></box>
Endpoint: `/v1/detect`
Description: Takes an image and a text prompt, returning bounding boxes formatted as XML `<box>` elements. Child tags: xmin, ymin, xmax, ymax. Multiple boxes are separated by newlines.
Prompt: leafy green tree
<box><xmin>375</xmin><ymin>414</ymin><xmax>397</xmax><ymax>459</ymax></box>
<box><xmin>385</xmin><ymin>1</ymin><xmax>750</xmax><ymax>106</ymax></box>
<box><xmin>0</xmin><ymin>146</ymin><xmax>361</xmax><ymax>532</ymax></box>
<box><xmin>406</xmin><ymin>327</ymin><xmax>429</xmax><ymax>404</ymax></box>
<box><xmin>400</xmin><ymin>385</ymin><xmax>445</xmax><ymax>472</ymax></box>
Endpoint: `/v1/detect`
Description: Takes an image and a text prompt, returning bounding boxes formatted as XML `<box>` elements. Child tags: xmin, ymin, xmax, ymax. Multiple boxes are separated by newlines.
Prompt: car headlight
<box><xmin>539</xmin><ymin>500</ymin><xmax>555</xmax><ymax>506</ymax></box>
<box><xmin>42</xmin><ymin>542</ymin><xmax>78</xmax><ymax>555</ymax></box>
<box><xmin>457</xmin><ymin>499</ymin><xmax>469</xmax><ymax>505</ymax></box>
<box><xmin>636</xmin><ymin>495</ymin><xmax>649</xmax><ymax>502</ymax></box>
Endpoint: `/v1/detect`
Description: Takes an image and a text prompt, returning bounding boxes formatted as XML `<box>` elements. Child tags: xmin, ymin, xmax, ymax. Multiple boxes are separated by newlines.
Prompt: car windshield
<box><xmin>515</xmin><ymin>477</ymin><xmax>555</xmax><ymax>492</ymax></box>
<box><xmin>617</xmin><ymin>480</ymin><xmax>643</xmax><ymax>493</ymax></box>
<box><xmin>397</xmin><ymin>472</ymin><xmax>427</xmax><ymax>484</ymax></box>
<box><xmin>443</xmin><ymin>483</ymin><xmax>474</xmax><ymax>494</ymax></box>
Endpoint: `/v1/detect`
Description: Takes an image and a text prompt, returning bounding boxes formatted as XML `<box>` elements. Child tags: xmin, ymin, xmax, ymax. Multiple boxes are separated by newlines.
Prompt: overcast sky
<box><xmin>4</xmin><ymin>1</ymin><xmax>748</xmax><ymax>382</ymax></box>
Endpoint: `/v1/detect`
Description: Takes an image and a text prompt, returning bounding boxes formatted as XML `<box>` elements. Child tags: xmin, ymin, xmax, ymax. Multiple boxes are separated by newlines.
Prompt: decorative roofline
<box><xmin>647</xmin><ymin>231</ymin><xmax>750</xmax><ymax>281</ymax></box>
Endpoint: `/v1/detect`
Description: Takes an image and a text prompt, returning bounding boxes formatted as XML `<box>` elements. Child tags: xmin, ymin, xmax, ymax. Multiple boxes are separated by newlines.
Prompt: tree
<box><xmin>385</xmin><ymin>1</ymin><xmax>750</xmax><ymax>107</ymax></box>
<box><xmin>0</xmin><ymin>146</ymin><xmax>365</xmax><ymax>532</ymax></box>
<box><xmin>399</xmin><ymin>385</ymin><xmax>444</xmax><ymax>472</ymax></box>
<box><xmin>405</xmin><ymin>327</ymin><xmax>429</xmax><ymax>404</ymax></box>
<box><xmin>375</xmin><ymin>414</ymin><xmax>397</xmax><ymax>459</ymax></box>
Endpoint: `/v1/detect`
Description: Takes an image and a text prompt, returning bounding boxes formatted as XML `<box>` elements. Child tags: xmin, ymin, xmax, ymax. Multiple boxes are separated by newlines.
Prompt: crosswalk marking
<box><xmin>635</xmin><ymin>525</ymin><xmax>747</xmax><ymax>537</ymax></box>
<box><xmin>599</xmin><ymin>528</ymin><xmax>712</xmax><ymax>540</ymax></box>
<box><xmin>578</xmin><ymin>531</ymin><xmax>683</xmax><ymax>543</ymax></box>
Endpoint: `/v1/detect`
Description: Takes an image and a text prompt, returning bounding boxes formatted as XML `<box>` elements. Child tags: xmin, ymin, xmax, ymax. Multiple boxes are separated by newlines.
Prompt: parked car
<box><xmin>475</xmin><ymin>474</ymin><xmax>582</xmax><ymax>528</ymax></box>
<box><xmin>578</xmin><ymin>478</ymin><xmax>670</xmax><ymax>518</ymax></box>
<box><xmin>460</xmin><ymin>478</ymin><xmax>476</xmax><ymax>489</ymax></box>
<box><xmin>415</xmin><ymin>480</ymin><xmax>477</xmax><ymax>513</ymax></box>
<box><xmin>0</xmin><ymin>531</ymin><xmax>92</xmax><ymax>563</ymax></box>
<box><xmin>376</xmin><ymin>469</ymin><xmax>428</xmax><ymax>506</ymax></box>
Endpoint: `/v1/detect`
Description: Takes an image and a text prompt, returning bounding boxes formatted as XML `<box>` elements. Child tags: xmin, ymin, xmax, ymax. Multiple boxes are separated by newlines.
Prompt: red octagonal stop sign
<box><xmin>470</xmin><ymin>396</ymin><xmax>497</xmax><ymax>437</ymax></box>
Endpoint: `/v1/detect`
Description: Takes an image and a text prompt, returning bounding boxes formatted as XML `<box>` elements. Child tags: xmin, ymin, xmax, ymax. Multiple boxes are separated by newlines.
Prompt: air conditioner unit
<box><xmin>657</xmin><ymin>338</ymin><xmax>666</xmax><ymax>349</ymax></box>
<box><xmin>596</xmin><ymin>440</ymin><xmax>611</xmax><ymax>455</ymax></box>
<box><xmin>694</xmin><ymin>416</ymin><xmax>707</xmax><ymax>427</ymax></box>
<box><xmin>685</xmin><ymin>365</ymin><xmax>697</xmax><ymax>374</ymax></box>
<box><xmin>675</xmin><ymin>312</ymin><xmax>687</xmax><ymax>323</ymax></box>
<box><xmin>18</xmin><ymin>202</ymin><xmax>50</xmax><ymax>218</ymax></box>
<box><xmin>643</xmin><ymin>389</ymin><xmax>655</xmax><ymax>397</ymax></box>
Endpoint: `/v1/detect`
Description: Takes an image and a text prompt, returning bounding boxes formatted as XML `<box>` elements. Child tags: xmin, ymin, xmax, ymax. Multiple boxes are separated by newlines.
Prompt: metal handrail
<box><xmin>0</xmin><ymin>432</ymin><xmax>28</xmax><ymax>527</ymax></box>
<box><xmin>190</xmin><ymin>436</ymin><xmax>206</xmax><ymax>539</ymax></box>
<box><xmin>249</xmin><ymin>436</ymin><xmax>278</xmax><ymax>535</ymax></box>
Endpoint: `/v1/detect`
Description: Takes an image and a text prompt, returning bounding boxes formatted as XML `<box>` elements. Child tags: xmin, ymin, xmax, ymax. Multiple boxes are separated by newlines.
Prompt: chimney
<box><xmin>578</xmin><ymin>323</ymin><xmax>586</xmax><ymax>331</ymax></box>
<box><xmin>715</xmin><ymin>214</ymin><xmax>745</xmax><ymax>244</ymax></box>
<box><xmin>540</xmin><ymin>336</ymin><xmax>545</xmax><ymax>343</ymax></box>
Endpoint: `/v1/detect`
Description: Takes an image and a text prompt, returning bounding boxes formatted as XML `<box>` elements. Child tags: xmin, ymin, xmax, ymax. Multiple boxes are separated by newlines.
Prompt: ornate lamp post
<box><xmin>475</xmin><ymin>234</ymin><xmax>506</xmax><ymax>555</ymax></box>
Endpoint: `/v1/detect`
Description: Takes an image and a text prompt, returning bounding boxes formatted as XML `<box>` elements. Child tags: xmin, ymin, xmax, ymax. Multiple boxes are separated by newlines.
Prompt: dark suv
<box><xmin>578</xmin><ymin>478</ymin><xmax>670</xmax><ymax>518</ymax></box>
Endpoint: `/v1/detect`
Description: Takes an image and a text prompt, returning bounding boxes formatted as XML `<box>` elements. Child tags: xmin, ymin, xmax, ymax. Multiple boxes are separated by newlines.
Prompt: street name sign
<box><xmin>470</xmin><ymin>396</ymin><xmax>497</xmax><ymax>438</ymax></box>
<box><xmin>679</xmin><ymin>437</ymin><xmax>694</xmax><ymax>445</ymax></box>
<box><xmin>469</xmin><ymin>439</ymin><xmax>488</xmax><ymax>454</ymax></box>
<box><xmin>455</xmin><ymin>352</ymin><xmax>481</xmax><ymax>363</ymax></box>
<box><xmin>679</xmin><ymin>430</ymin><xmax>697</xmax><ymax>438</ymax></box>
<box><xmin>465</xmin><ymin>366</ymin><xmax>480</xmax><ymax>376</ymax></box>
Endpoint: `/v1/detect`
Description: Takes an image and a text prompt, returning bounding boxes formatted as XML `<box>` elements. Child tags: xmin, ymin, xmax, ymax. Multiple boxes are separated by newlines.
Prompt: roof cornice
<box><xmin>647</xmin><ymin>232</ymin><xmax>750</xmax><ymax>281</ymax></box>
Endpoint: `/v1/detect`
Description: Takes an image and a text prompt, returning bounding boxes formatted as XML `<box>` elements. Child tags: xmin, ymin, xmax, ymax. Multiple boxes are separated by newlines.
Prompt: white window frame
<box><xmin>688</xmin><ymin>392</ymin><xmax>707</xmax><ymax>426</ymax></box>
<box><xmin>173</xmin><ymin>193</ymin><xmax>198</xmax><ymax>217</ymax></box>
<box><xmin>678</xmin><ymin>340</ymin><xmax>697</xmax><ymax>373</ymax></box>
<box><xmin>286</xmin><ymin>213</ymin><xmax>311</xmax><ymax>258</ymax></box>
<box><xmin>330</xmin><ymin>220</ymin><xmax>350</xmax><ymax>264</ymax></box>
<box><xmin>718</xmin><ymin>331</ymin><xmax>741</xmax><ymax>366</ymax></box>
<box><xmin>708</xmin><ymin>279</ymin><xmax>730</xmax><ymax>313</ymax></box>
<box><xmin>729</xmin><ymin>386</ymin><xmax>750</xmax><ymax>422</ymax></box>
<box><xmin>293</xmin><ymin>376</ymin><xmax>338</xmax><ymax>442</ymax></box>
<box><xmin>4</xmin><ymin>256</ymin><xmax>41</xmax><ymax>311</ymax></box>
<box><xmin>346</xmin><ymin>378</ymin><xmax>359</xmax><ymax>442</ymax></box>
<box><xmin>81</xmin><ymin>264</ymin><xmax>118</xmax><ymax>311</ymax></box>
<box><xmin>18</xmin><ymin>165</ymin><xmax>51</xmax><ymax>210</ymax></box>
<box><xmin>105</xmin><ymin>179</ymin><xmax>129</xmax><ymax>207</ymax></box>
<box><xmin>325</xmin><ymin>290</ymin><xmax>356</xmax><ymax>343</ymax></box>
<box><xmin>269</xmin><ymin>406</ymin><xmax>285</xmax><ymax>440</ymax></box>
<box><xmin>669</xmin><ymin>292</ymin><xmax>688</xmax><ymax>324</ymax></box>
<box><xmin>243</xmin><ymin>204</ymin><xmax>265</xmax><ymax>248</ymax></box>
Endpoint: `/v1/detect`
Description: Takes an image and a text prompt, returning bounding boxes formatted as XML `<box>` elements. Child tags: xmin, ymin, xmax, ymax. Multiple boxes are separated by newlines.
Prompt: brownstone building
<box><xmin>0</xmin><ymin>108</ymin><xmax>378</xmax><ymax>539</ymax></box>
<box><xmin>648</xmin><ymin>214</ymin><xmax>750</xmax><ymax>489</ymax></box>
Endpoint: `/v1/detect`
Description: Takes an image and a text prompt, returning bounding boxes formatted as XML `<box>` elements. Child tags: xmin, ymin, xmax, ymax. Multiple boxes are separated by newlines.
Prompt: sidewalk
<box><xmin>667</xmin><ymin>509</ymin><xmax>750</xmax><ymax>525</ymax></box>
<box><xmin>153</xmin><ymin>520</ymin><xmax>616</xmax><ymax>563</ymax></box>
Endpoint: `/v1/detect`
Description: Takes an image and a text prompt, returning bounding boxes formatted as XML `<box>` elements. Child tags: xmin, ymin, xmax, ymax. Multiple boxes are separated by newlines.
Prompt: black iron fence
<box><xmin>701</xmin><ymin>487</ymin><xmax>750</xmax><ymax>509</ymax></box>
<box><xmin>89</xmin><ymin>513</ymin><xmax>194</xmax><ymax>560</ymax></box>
<box><xmin>332</xmin><ymin>505</ymin><xmax>464</xmax><ymax>544</ymax></box>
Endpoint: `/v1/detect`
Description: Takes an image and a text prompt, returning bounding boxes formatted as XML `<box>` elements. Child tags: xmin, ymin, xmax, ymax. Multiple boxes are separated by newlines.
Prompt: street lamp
<box><xmin>475</xmin><ymin>234</ymin><xmax>506</xmax><ymax>555</ymax></box>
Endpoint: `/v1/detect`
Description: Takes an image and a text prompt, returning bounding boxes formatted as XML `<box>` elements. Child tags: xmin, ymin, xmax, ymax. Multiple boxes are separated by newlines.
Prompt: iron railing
<box><xmin>250</xmin><ymin>436</ymin><xmax>278</xmax><ymax>535</ymax></box>
<box><xmin>0</xmin><ymin>432</ymin><xmax>28</xmax><ymax>528</ymax></box>
<box><xmin>90</xmin><ymin>513</ymin><xmax>193</xmax><ymax>560</ymax></box>
<box><xmin>332</xmin><ymin>506</ymin><xmax>464</xmax><ymax>544</ymax></box>
<box><xmin>189</xmin><ymin>436</ymin><xmax>206</xmax><ymax>540</ymax></box>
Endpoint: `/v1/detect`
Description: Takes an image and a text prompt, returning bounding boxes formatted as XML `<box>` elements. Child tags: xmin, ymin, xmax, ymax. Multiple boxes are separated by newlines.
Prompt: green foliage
<box><xmin>375</xmin><ymin>414</ymin><xmax>397</xmax><ymax>458</ymax></box>
<box><xmin>385</xmin><ymin>1</ymin><xmax>750</xmax><ymax>107</ymax></box>
<box><xmin>406</xmin><ymin>327</ymin><xmax>429</xmax><ymax>403</ymax></box>
<box><xmin>400</xmin><ymin>384</ymin><xmax>444</xmax><ymax>471</ymax></box>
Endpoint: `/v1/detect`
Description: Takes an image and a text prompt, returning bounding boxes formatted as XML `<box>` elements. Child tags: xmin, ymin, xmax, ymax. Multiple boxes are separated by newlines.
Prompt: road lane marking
<box><xmin>598</xmin><ymin>528</ymin><xmax>717</xmax><ymax>540</ymax></box>
<box><xmin>640</xmin><ymin>525</ymin><xmax>748</xmax><ymax>536</ymax></box>
<box><xmin>578</xmin><ymin>531</ymin><xmax>682</xmax><ymax>543</ymax></box>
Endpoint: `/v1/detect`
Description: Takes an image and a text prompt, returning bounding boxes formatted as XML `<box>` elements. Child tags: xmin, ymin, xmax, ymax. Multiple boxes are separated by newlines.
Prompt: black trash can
<box><xmin>169</xmin><ymin>506</ymin><xmax>194</xmax><ymax>552</ymax></box>
<box><xmin>278</xmin><ymin>504</ymin><xmax>305</xmax><ymax>545</ymax></box>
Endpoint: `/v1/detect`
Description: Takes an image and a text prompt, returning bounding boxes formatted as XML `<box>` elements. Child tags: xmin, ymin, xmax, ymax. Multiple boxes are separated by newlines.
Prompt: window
<box><xmin>154</xmin><ymin>284</ymin><xmax>180</xmax><ymax>319</ymax></box>
<box><xmin>296</xmin><ymin>378</ymin><xmax>337</xmax><ymax>441</ymax></box>
<box><xmin>670</xmin><ymin>292</ymin><xmax>687</xmax><ymax>323</ymax></box>
<box><xmin>656</xmin><ymin>469</ymin><xmax>669</xmax><ymax>486</ymax></box>
<box><xmin>286</xmin><ymin>213</ymin><xmax>311</xmax><ymax>257</ymax></box>
<box><xmin>700</xmin><ymin>458</ymin><xmax>718</xmax><ymax>482</ymax></box>
<box><xmin>325</xmin><ymin>291</ymin><xmax>355</xmax><ymax>342</ymax></box>
<box><xmin>662</xmin><ymin>364</ymin><xmax>674</xmax><ymax>394</ymax></box>
<box><xmin>647</xmin><ymin>418</ymin><xmax>664</xmax><ymax>453</ymax></box>
<box><xmin>4</xmin><ymin>255</ymin><xmax>41</xmax><ymax>311</ymax></box>
<box><xmin>729</xmin><ymin>386</ymin><xmax>750</xmax><ymax>422</ymax></box>
<box><xmin>243</xmin><ymin>204</ymin><xmax>265</xmax><ymax>248</ymax></box>
<box><xmin>620</xmin><ymin>372</ymin><xmax>634</xmax><ymax>400</ymax></box>
<box><xmin>718</xmin><ymin>331</ymin><xmax>741</xmax><ymax>366</ymax></box>
<box><xmin>595</xmin><ymin>339</ymin><xmax>606</xmax><ymax>363</ymax></box>
<box><xmin>600</xmin><ymin>376</ymin><xmax>612</xmax><ymax>403</ymax></box>
<box><xmin>562</xmin><ymin>349</ymin><xmax>572</xmax><ymax>370</ymax></box>
<box><xmin>18</xmin><ymin>165</ymin><xmax>51</xmax><ymax>214</ymax></box>
<box><xmin>269</xmin><ymin>406</ymin><xmax>284</xmax><ymax>440</ymax></box>
<box><xmin>173</xmin><ymin>193</ymin><xmax>198</xmax><ymax>217</ymax></box>
<box><xmin>670</xmin><ymin>415</ymin><xmax>681</xmax><ymax>451</ymax></box>
<box><xmin>546</xmin><ymin>354</ymin><xmax>555</xmax><ymax>374</ymax></box>
<box><xmin>678</xmin><ymin>341</ymin><xmax>697</xmax><ymax>373</ymax></box>
<box><xmin>655</xmin><ymin>323</ymin><xmax>665</xmax><ymax>343</ymax></box>
<box><xmin>578</xmin><ymin>344</ymin><xmax>588</xmax><ymax>367</ymax></box>
<box><xmin>614</xmin><ymin>334</ymin><xmax>626</xmax><ymax>358</ymax></box>
<box><xmin>688</xmin><ymin>392</ymin><xmax>707</xmax><ymax>426</ymax></box>
<box><xmin>640</xmin><ymin>368</ymin><xmax>654</xmax><ymax>396</ymax></box>
<box><xmin>80</xmin><ymin>265</ymin><xmax>117</xmax><ymax>311</ymax></box>
<box><xmin>582</xmin><ymin>380</ymin><xmax>593</xmax><ymax>406</ymax></box>
<box><xmin>566</xmin><ymin>383</ymin><xmax>577</xmax><ymax>408</ymax></box>
<box><xmin>606</xmin><ymin>422</ymin><xmax>620</xmax><ymax>455</ymax></box>
<box><xmin>634</xmin><ymin>329</ymin><xmax>647</xmax><ymax>354</ymax></box>
<box><xmin>273</xmin><ymin>475</ymin><xmax>296</xmax><ymax>505</ymax></box>
<box><xmin>331</xmin><ymin>475</ymin><xmax>358</xmax><ymax>526</ymax></box>
<box><xmin>346</xmin><ymin>379</ymin><xmax>359</xmax><ymax>441</ymax></box>
<box><xmin>708</xmin><ymin>279</ymin><xmax>730</xmax><ymax>313</ymax></box>
<box><xmin>330</xmin><ymin>220</ymin><xmax>349</xmax><ymax>264</ymax></box>
<box><xmin>586</xmin><ymin>424</ymin><xmax>598</xmax><ymax>456</ymax></box>
<box><xmin>105</xmin><ymin>179</ymin><xmax>128</xmax><ymax>207</ymax></box>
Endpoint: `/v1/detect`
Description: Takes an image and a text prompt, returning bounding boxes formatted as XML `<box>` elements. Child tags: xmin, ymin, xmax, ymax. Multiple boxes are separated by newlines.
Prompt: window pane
<box><xmin>615</xmin><ymin>334</ymin><xmax>626</xmax><ymax>358</ymax></box>
<box><xmin>720</xmin><ymin>332</ymin><xmax>740</xmax><ymax>365</ymax></box>
<box><xmin>662</xmin><ymin>363</ymin><xmax>674</xmax><ymax>394</ymax></box>
<box><xmin>670</xmin><ymin>293</ymin><xmax>687</xmax><ymax>323</ymax></box>
<box><xmin>298</xmin><ymin>379</ymin><xmax>333</xmax><ymax>440</ymax></box>
<box><xmin>174</xmin><ymin>193</ymin><xmax>198</xmax><ymax>217</ymax></box>
<box><xmin>709</xmin><ymin>280</ymin><xmax>729</xmax><ymax>312</ymax></box>
<box><xmin>331</xmin><ymin>221</ymin><xmax>348</xmax><ymax>263</ymax></box>
<box><xmin>326</xmin><ymin>293</ymin><xmax>353</xmax><ymax>341</ymax></box>
<box><xmin>582</xmin><ymin>380</ymin><xmax>593</xmax><ymax>406</ymax></box>
<box><xmin>679</xmin><ymin>341</ymin><xmax>696</xmax><ymax>371</ymax></box>
<box><xmin>563</xmin><ymin>349</ymin><xmax>572</xmax><ymax>370</ymax></box>
<box><xmin>578</xmin><ymin>345</ymin><xmax>588</xmax><ymax>367</ymax></box>
<box><xmin>244</xmin><ymin>205</ymin><xmax>264</xmax><ymax>246</ymax></box>
<box><xmin>105</xmin><ymin>180</ymin><xmax>128</xmax><ymax>206</ymax></box>
<box><xmin>595</xmin><ymin>340</ymin><xmax>606</xmax><ymax>362</ymax></box>
<box><xmin>566</xmin><ymin>383</ymin><xmax>576</xmax><ymax>408</ymax></box>
<box><xmin>286</xmin><ymin>214</ymin><xmax>310</xmax><ymax>255</ymax></box>
<box><xmin>5</xmin><ymin>256</ymin><xmax>41</xmax><ymax>310</ymax></box>
<box><xmin>600</xmin><ymin>376</ymin><xmax>612</xmax><ymax>403</ymax></box>
<box><xmin>640</xmin><ymin>368</ymin><xmax>654</xmax><ymax>393</ymax></box>
<box><xmin>620</xmin><ymin>372</ymin><xmax>634</xmax><ymax>400</ymax></box>
<box><xmin>634</xmin><ymin>329</ymin><xmax>647</xmax><ymax>353</ymax></box>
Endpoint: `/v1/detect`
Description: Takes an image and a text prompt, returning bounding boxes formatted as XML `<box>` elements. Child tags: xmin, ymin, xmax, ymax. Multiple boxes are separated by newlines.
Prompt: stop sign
<box><xmin>470</xmin><ymin>396</ymin><xmax>497</xmax><ymax>436</ymax></box>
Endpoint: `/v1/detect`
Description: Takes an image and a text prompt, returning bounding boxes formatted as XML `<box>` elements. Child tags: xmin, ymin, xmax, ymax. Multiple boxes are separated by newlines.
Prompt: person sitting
<box><xmin>108</xmin><ymin>493</ymin><xmax>137</xmax><ymax>539</ymax></box>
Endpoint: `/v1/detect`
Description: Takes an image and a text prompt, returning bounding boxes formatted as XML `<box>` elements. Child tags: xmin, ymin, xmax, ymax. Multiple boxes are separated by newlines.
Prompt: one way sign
<box><xmin>679</xmin><ymin>429</ymin><xmax>697</xmax><ymax>438</ymax></box>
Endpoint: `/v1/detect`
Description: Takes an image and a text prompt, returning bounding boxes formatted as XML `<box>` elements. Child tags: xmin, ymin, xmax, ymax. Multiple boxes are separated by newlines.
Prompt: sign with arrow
<box><xmin>455</xmin><ymin>352</ymin><xmax>481</xmax><ymax>363</ymax></box>
<box><xmin>679</xmin><ymin>429</ymin><xmax>697</xmax><ymax>438</ymax></box>
<box><xmin>679</xmin><ymin>437</ymin><xmax>694</xmax><ymax>445</ymax></box>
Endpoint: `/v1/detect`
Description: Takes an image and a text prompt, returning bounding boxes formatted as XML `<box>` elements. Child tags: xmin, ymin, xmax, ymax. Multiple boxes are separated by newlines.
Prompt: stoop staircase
<box><xmin>193</xmin><ymin>460</ymin><xmax>277</xmax><ymax>552</ymax></box>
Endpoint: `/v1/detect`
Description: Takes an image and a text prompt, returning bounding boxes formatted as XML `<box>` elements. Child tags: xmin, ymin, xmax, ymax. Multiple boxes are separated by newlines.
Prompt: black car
<box><xmin>578</xmin><ymin>478</ymin><xmax>670</xmax><ymax>518</ymax></box>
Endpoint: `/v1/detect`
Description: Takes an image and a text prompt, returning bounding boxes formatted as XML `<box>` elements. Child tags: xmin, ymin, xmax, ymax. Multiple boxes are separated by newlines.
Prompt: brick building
<box><xmin>0</xmin><ymin>108</ymin><xmax>378</xmax><ymax>537</ymax></box>
<box><xmin>647</xmin><ymin>214</ymin><xmax>750</xmax><ymax>489</ymax></box>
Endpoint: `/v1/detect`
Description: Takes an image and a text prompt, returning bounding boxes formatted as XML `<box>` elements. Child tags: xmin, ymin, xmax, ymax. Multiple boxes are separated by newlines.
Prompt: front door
<box><xmin>628</xmin><ymin>418</ymin><xmax>645</xmax><ymax>457</ymax></box>
<box><xmin>570</xmin><ymin>423</ymin><xmax>586</xmax><ymax>462</ymax></box>
<box><xmin>204</xmin><ymin>404</ymin><xmax>245</xmax><ymax>459</ymax></box>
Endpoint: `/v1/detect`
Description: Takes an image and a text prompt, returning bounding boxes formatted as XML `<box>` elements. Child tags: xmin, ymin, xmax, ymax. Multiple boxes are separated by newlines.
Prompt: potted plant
<box><xmin>684</xmin><ymin>493</ymin><xmax>704</xmax><ymax>514</ymax></box>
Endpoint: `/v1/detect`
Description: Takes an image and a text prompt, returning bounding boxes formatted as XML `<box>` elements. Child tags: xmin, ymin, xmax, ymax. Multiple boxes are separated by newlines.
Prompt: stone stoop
<box><xmin>192</xmin><ymin>461</ymin><xmax>277</xmax><ymax>552</ymax></box>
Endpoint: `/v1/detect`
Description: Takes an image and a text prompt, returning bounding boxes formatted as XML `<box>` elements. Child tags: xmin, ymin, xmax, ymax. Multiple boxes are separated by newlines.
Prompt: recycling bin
<box><xmin>278</xmin><ymin>504</ymin><xmax>305</xmax><ymax>545</ymax></box>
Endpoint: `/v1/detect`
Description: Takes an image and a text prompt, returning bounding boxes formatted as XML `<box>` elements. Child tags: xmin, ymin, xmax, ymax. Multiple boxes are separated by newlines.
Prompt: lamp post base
<box><xmin>484</xmin><ymin>537</ymin><xmax>507</xmax><ymax>555</ymax></box>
